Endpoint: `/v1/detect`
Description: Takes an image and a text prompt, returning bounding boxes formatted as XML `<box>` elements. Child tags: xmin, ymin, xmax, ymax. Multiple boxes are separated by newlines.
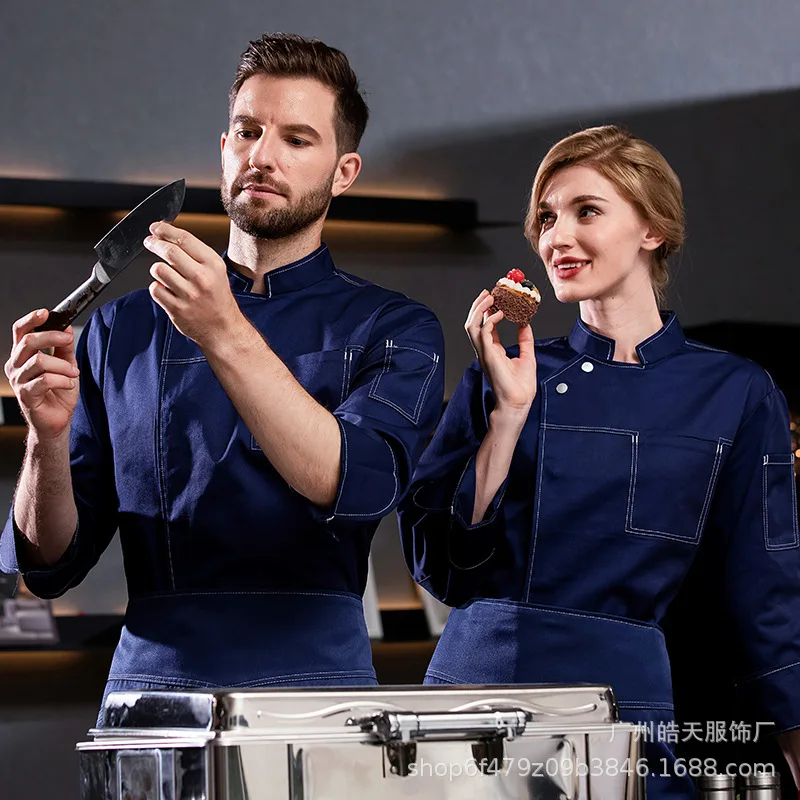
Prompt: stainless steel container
<box><xmin>76</xmin><ymin>684</ymin><xmax>644</xmax><ymax>799</ymax></box>
<box><xmin>697</xmin><ymin>773</ymin><xmax>737</xmax><ymax>799</ymax></box>
<box><xmin>739</xmin><ymin>771</ymin><xmax>782</xmax><ymax>800</ymax></box>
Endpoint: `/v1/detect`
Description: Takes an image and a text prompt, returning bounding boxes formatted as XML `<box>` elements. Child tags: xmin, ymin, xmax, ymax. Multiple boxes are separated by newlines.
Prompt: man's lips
<box><xmin>242</xmin><ymin>184</ymin><xmax>285</xmax><ymax>198</ymax></box>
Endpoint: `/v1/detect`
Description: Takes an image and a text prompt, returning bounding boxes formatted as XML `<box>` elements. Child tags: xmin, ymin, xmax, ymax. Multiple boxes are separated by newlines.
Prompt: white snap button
<box><xmin>556</xmin><ymin>383</ymin><xmax>568</xmax><ymax>394</ymax></box>
<box><xmin>581</xmin><ymin>362</ymin><xmax>594</xmax><ymax>373</ymax></box>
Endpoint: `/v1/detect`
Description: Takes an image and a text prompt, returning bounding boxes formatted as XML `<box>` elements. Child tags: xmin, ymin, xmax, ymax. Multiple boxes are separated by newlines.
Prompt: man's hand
<box><xmin>4</xmin><ymin>309</ymin><xmax>80</xmax><ymax>565</ymax></box>
<box><xmin>4</xmin><ymin>309</ymin><xmax>79</xmax><ymax>441</ymax></box>
<box><xmin>144</xmin><ymin>222</ymin><xmax>243</xmax><ymax>345</ymax></box>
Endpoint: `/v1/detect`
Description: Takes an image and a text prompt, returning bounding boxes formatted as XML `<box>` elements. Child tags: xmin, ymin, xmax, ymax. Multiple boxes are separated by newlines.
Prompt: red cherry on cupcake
<box><xmin>506</xmin><ymin>268</ymin><xmax>526</xmax><ymax>283</ymax></box>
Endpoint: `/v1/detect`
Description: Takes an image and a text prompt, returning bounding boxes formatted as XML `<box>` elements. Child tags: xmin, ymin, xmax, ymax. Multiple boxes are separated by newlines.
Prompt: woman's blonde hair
<box><xmin>524</xmin><ymin>125</ymin><xmax>685</xmax><ymax>307</ymax></box>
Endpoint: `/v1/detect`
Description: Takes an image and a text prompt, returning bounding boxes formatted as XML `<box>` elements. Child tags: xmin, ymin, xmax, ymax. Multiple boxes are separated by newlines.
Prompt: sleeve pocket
<box><xmin>368</xmin><ymin>341</ymin><xmax>440</xmax><ymax>424</ymax></box>
<box><xmin>762</xmin><ymin>454</ymin><xmax>800</xmax><ymax>550</ymax></box>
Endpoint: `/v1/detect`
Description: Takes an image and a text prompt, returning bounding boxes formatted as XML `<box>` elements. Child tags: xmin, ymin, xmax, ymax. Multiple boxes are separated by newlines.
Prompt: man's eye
<box><xmin>288</xmin><ymin>137</ymin><xmax>309</xmax><ymax>147</ymax></box>
<box><xmin>235</xmin><ymin>129</ymin><xmax>258</xmax><ymax>139</ymax></box>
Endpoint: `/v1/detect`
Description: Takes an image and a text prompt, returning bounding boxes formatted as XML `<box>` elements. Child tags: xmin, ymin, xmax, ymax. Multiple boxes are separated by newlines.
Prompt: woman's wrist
<box><xmin>488</xmin><ymin>405</ymin><xmax>531</xmax><ymax>438</ymax></box>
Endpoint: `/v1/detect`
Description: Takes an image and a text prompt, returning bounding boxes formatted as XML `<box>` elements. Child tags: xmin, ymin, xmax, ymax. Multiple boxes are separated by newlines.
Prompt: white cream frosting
<box><xmin>496</xmin><ymin>277</ymin><xmax>541</xmax><ymax>303</ymax></box>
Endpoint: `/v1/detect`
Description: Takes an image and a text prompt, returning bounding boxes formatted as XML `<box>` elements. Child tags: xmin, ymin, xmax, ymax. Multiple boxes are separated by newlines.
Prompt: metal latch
<box><xmin>346</xmin><ymin>709</ymin><xmax>530</xmax><ymax>777</ymax></box>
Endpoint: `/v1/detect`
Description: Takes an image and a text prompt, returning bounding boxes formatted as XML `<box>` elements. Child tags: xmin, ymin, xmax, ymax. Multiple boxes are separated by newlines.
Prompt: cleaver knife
<box><xmin>35</xmin><ymin>178</ymin><xmax>186</xmax><ymax>332</ymax></box>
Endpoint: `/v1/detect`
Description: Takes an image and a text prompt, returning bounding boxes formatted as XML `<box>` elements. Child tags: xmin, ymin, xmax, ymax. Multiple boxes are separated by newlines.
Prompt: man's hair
<box><xmin>229</xmin><ymin>32</ymin><xmax>369</xmax><ymax>154</ymax></box>
<box><xmin>525</xmin><ymin>125</ymin><xmax>685</xmax><ymax>307</ymax></box>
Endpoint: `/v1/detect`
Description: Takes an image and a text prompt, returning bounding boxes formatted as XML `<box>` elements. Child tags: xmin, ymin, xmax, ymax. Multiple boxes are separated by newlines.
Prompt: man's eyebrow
<box><xmin>282</xmin><ymin>123</ymin><xmax>321</xmax><ymax>140</ymax></box>
<box><xmin>230</xmin><ymin>114</ymin><xmax>259</xmax><ymax>126</ymax></box>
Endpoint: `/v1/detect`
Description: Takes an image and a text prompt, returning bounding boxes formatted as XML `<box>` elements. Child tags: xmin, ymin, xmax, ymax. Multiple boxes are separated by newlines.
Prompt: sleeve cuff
<box><xmin>310</xmin><ymin>416</ymin><xmax>401</xmax><ymax>525</ymax></box>
<box><xmin>736</xmin><ymin>659</ymin><xmax>800</xmax><ymax>733</ymax></box>
<box><xmin>447</xmin><ymin>455</ymin><xmax>507</xmax><ymax>570</ymax></box>
<box><xmin>0</xmin><ymin>504</ymin><xmax>82</xmax><ymax>599</ymax></box>
<box><xmin>452</xmin><ymin>454</ymin><xmax>508</xmax><ymax>529</ymax></box>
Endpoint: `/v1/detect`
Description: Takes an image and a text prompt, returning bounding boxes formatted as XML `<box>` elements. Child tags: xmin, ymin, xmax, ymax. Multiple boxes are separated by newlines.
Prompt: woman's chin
<box><xmin>553</xmin><ymin>285</ymin><xmax>590</xmax><ymax>304</ymax></box>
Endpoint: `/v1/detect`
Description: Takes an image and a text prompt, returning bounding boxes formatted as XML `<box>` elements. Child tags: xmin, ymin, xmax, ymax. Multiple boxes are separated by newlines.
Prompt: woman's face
<box><xmin>535</xmin><ymin>164</ymin><xmax>663</xmax><ymax>305</ymax></box>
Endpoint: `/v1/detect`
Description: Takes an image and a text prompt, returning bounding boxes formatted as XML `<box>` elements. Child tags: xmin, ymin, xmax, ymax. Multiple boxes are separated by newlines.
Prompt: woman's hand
<box><xmin>465</xmin><ymin>290</ymin><xmax>537</xmax><ymax>416</ymax></box>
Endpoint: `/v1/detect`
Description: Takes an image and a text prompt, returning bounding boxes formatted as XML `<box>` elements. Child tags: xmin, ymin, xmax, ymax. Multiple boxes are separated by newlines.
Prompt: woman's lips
<box><xmin>553</xmin><ymin>259</ymin><xmax>590</xmax><ymax>279</ymax></box>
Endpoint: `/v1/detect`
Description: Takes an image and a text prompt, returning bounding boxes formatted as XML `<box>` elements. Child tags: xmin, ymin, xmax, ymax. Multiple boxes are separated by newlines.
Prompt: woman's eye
<box><xmin>538</xmin><ymin>211</ymin><xmax>554</xmax><ymax>226</ymax></box>
<box><xmin>579</xmin><ymin>206</ymin><xmax>599</xmax><ymax>218</ymax></box>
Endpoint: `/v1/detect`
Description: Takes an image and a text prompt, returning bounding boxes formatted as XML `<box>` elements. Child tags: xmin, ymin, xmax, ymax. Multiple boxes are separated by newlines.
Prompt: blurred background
<box><xmin>1</xmin><ymin>0</ymin><xmax>800</xmax><ymax>795</ymax></box>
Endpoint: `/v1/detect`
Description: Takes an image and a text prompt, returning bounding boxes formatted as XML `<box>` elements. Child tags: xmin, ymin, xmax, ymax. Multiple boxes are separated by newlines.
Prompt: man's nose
<box><xmin>248</xmin><ymin>132</ymin><xmax>277</xmax><ymax>172</ymax></box>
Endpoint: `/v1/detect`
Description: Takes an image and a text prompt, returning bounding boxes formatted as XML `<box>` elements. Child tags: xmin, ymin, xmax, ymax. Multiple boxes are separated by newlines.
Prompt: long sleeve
<box><xmin>0</xmin><ymin>308</ymin><xmax>120</xmax><ymax>598</ymax></box>
<box><xmin>398</xmin><ymin>359</ymin><xmax>512</xmax><ymax>606</ymax></box>
<box><xmin>705</xmin><ymin>383</ymin><xmax>800</xmax><ymax>732</ymax></box>
<box><xmin>316</xmin><ymin>303</ymin><xmax>445</xmax><ymax>531</ymax></box>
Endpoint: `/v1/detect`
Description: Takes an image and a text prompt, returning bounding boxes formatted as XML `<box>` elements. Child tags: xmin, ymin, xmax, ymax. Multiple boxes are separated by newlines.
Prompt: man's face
<box><xmin>221</xmin><ymin>75</ymin><xmax>342</xmax><ymax>239</ymax></box>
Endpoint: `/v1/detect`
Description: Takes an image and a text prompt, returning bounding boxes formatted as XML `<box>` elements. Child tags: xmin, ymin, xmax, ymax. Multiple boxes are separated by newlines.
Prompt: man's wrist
<box><xmin>26</xmin><ymin>426</ymin><xmax>71</xmax><ymax>455</ymax></box>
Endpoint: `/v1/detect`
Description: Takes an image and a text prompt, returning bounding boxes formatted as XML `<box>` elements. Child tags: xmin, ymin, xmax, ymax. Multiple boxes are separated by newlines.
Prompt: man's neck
<box><xmin>225</xmin><ymin>222</ymin><xmax>324</xmax><ymax>294</ymax></box>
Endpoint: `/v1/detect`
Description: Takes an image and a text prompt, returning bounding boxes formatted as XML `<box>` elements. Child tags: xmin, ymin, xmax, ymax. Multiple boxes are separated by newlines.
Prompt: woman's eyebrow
<box><xmin>538</xmin><ymin>194</ymin><xmax>608</xmax><ymax>209</ymax></box>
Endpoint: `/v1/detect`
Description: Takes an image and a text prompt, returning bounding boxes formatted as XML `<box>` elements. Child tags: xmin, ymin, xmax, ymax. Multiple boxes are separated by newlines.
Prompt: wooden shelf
<box><xmin>0</xmin><ymin>177</ymin><xmax>479</xmax><ymax>232</ymax></box>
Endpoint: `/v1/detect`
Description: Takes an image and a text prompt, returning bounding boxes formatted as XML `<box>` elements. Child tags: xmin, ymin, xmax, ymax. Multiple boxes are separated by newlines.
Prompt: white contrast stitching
<box><xmin>157</xmin><ymin>324</ymin><xmax>175</xmax><ymax>588</ymax></box>
<box><xmin>334</xmin><ymin>436</ymin><xmax>399</xmax><ymax>517</ymax></box>
<box><xmin>334</xmin><ymin>270</ymin><xmax>366</xmax><ymax>287</ymax></box>
<box><xmin>368</xmin><ymin>343</ymin><xmax>439</xmax><ymax>424</ymax></box>
<box><xmin>626</xmin><ymin>437</ymin><xmax>729</xmax><ymax>544</ymax></box>
<box><xmin>736</xmin><ymin>659</ymin><xmax>800</xmax><ymax>684</ymax></box>
<box><xmin>685</xmin><ymin>341</ymin><xmax>725</xmax><ymax>354</ymax></box>
<box><xmin>762</xmin><ymin>454</ymin><xmax>800</xmax><ymax>550</ymax></box>
<box><xmin>424</xmin><ymin>668</ymin><xmax>462</xmax><ymax>684</ymax></box>
<box><xmin>162</xmin><ymin>357</ymin><xmax>207</xmax><ymax>364</ymax></box>
<box><xmin>331</xmin><ymin>417</ymin><xmax>349</xmax><ymax>516</ymax></box>
<box><xmin>473</xmin><ymin>599</ymin><xmax>667</xmax><ymax>631</ymax></box>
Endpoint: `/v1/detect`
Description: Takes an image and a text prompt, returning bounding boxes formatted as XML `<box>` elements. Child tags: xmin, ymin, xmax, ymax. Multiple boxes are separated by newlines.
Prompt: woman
<box><xmin>398</xmin><ymin>125</ymin><xmax>800</xmax><ymax>797</ymax></box>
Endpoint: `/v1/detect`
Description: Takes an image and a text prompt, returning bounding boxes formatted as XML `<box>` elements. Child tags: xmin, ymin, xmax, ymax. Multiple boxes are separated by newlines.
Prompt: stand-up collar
<box><xmin>224</xmin><ymin>244</ymin><xmax>334</xmax><ymax>297</ymax></box>
<box><xmin>567</xmin><ymin>311</ymin><xmax>685</xmax><ymax>364</ymax></box>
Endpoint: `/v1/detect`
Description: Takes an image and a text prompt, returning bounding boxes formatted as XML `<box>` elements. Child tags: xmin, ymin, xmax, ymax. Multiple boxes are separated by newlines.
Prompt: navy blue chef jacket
<box><xmin>399</xmin><ymin>312</ymin><xmax>800</xmax><ymax>797</ymax></box>
<box><xmin>0</xmin><ymin>244</ymin><xmax>445</xmax><ymax>697</ymax></box>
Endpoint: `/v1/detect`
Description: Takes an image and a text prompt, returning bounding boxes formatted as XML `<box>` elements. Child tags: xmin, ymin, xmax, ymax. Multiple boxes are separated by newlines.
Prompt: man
<box><xmin>0</xmin><ymin>33</ymin><xmax>444</xmax><ymax>700</ymax></box>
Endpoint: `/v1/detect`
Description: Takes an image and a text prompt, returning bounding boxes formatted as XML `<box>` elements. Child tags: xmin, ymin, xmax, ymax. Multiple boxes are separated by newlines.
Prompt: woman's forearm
<box><xmin>472</xmin><ymin>407</ymin><xmax>529</xmax><ymax>524</ymax></box>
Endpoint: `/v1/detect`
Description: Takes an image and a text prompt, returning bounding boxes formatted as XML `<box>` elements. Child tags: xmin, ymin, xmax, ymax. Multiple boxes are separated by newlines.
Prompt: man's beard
<box><xmin>221</xmin><ymin>170</ymin><xmax>335</xmax><ymax>240</ymax></box>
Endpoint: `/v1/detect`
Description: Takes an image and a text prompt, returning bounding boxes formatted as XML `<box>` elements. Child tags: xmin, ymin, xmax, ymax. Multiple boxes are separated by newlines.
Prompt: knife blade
<box><xmin>35</xmin><ymin>178</ymin><xmax>186</xmax><ymax>332</ymax></box>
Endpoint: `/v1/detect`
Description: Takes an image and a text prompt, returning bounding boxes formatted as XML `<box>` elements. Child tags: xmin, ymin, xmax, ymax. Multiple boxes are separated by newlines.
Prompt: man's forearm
<box><xmin>203</xmin><ymin>317</ymin><xmax>341</xmax><ymax>507</ymax></box>
<box><xmin>14</xmin><ymin>430</ymin><xmax>78</xmax><ymax>566</ymax></box>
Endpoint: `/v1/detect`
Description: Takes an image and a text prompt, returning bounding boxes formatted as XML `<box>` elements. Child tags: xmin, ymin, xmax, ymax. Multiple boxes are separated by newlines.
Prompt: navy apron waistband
<box><xmin>427</xmin><ymin>599</ymin><xmax>673</xmax><ymax>710</ymax></box>
<box><xmin>109</xmin><ymin>590</ymin><xmax>376</xmax><ymax>688</ymax></box>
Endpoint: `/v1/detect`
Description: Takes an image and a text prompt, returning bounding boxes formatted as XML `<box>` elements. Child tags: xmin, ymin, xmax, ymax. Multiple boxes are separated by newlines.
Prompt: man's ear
<box><xmin>220</xmin><ymin>131</ymin><xmax>228</xmax><ymax>168</ymax></box>
<box><xmin>331</xmin><ymin>152</ymin><xmax>362</xmax><ymax>197</ymax></box>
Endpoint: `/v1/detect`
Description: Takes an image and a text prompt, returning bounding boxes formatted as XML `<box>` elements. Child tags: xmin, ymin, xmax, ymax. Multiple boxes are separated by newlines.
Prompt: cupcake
<box><xmin>491</xmin><ymin>268</ymin><xmax>541</xmax><ymax>325</ymax></box>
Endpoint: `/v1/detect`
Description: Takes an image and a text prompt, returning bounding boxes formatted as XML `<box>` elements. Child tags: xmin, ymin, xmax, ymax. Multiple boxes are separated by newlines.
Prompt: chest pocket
<box><xmin>626</xmin><ymin>433</ymin><xmax>729</xmax><ymax>544</ymax></box>
<box><xmin>368</xmin><ymin>341</ymin><xmax>440</xmax><ymax>424</ymax></box>
<box><xmin>251</xmin><ymin>349</ymin><xmax>346</xmax><ymax>451</ymax></box>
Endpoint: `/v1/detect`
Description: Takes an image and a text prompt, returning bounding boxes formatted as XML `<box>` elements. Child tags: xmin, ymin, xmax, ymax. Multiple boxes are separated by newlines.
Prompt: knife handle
<box><xmin>34</xmin><ymin>267</ymin><xmax>107</xmax><ymax>332</ymax></box>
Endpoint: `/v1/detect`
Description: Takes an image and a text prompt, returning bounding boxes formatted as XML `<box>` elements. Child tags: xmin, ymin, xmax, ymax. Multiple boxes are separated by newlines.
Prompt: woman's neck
<box><xmin>579</xmin><ymin>292</ymin><xmax>664</xmax><ymax>363</ymax></box>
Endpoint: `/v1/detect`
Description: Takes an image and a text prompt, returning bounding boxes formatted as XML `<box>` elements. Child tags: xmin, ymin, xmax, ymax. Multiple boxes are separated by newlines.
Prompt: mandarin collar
<box><xmin>567</xmin><ymin>311</ymin><xmax>685</xmax><ymax>364</ymax></box>
<box><xmin>224</xmin><ymin>244</ymin><xmax>334</xmax><ymax>297</ymax></box>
